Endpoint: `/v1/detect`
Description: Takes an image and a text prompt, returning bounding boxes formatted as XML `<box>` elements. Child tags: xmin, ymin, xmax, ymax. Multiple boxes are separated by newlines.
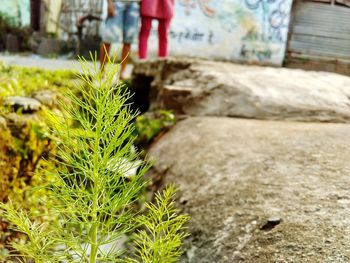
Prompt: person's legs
<box><xmin>100</xmin><ymin>2</ymin><xmax>123</xmax><ymax>72</ymax></box>
<box><xmin>120</xmin><ymin>43</ymin><xmax>131</xmax><ymax>78</ymax></box>
<box><xmin>120</xmin><ymin>2</ymin><xmax>139</xmax><ymax>78</ymax></box>
<box><xmin>100</xmin><ymin>42</ymin><xmax>111</xmax><ymax>73</ymax></box>
<box><xmin>139</xmin><ymin>16</ymin><xmax>153</xmax><ymax>60</ymax></box>
<box><xmin>158</xmin><ymin>18</ymin><xmax>171</xmax><ymax>57</ymax></box>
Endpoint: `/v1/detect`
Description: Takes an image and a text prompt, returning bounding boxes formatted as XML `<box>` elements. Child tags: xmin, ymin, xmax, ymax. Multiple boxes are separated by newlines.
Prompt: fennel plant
<box><xmin>0</xmin><ymin>56</ymin><xmax>189</xmax><ymax>263</ymax></box>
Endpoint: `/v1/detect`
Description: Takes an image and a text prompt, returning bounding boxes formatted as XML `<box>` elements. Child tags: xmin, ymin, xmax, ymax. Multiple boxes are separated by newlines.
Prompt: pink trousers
<box><xmin>139</xmin><ymin>16</ymin><xmax>171</xmax><ymax>59</ymax></box>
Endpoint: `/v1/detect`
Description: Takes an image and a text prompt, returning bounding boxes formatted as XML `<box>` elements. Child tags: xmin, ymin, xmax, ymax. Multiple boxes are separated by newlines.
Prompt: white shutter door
<box><xmin>288</xmin><ymin>0</ymin><xmax>350</xmax><ymax>59</ymax></box>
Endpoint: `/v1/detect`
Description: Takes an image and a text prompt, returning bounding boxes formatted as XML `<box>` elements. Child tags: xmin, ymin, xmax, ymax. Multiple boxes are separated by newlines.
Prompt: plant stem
<box><xmin>89</xmin><ymin>221</ymin><xmax>98</xmax><ymax>263</ymax></box>
<box><xmin>90</xmin><ymin>81</ymin><xmax>103</xmax><ymax>263</ymax></box>
<box><xmin>89</xmin><ymin>189</ymin><xmax>99</xmax><ymax>263</ymax></box>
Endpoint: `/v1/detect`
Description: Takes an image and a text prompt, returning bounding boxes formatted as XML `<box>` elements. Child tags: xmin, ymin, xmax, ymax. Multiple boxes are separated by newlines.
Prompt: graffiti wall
<box><xmin>150</xmin><ymin>0</ymin><xmax>293</xmax><ymax>65</ymax></box>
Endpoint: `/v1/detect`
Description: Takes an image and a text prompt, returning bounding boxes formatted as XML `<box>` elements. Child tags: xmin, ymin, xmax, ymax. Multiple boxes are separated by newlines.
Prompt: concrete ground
<box><xmin>150</xmin><ymin>117</ymin><xmax>350</xmax><ymax>263</ymax></box>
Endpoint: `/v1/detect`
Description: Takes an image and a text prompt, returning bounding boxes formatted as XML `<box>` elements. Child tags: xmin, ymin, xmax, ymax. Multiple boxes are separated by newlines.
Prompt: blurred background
<box><xmin>2</xmin><ymin>0</ymin><xmax>350</xmax><ymax>74</ymax></box>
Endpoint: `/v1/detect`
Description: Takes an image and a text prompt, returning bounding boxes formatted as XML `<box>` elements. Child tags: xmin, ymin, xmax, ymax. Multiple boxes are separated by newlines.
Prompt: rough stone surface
<box><xmin>4</xmin><ymin>96</ymin><xmax>42</xmax><ymax>113</ymax></box>
<box><xmin>133</xmin><ymin>58</ymin><xmax>350</xmax><ymax>122</ymax></box>
<box><xmin>31</xmin><ymin>89</ymin><xmax>59</xmax><ymax>108</ymax></box>
<box><xmin>148</xmin><ymin>117</ymin><xmax>350</xmax><ymax>263</ymax></box>
<box><xmin>6</xmin><ymin>34</ymin><xmax>19</xmax><ymax>53</ymax></box>
<box><xmin>4</xmin><ymin>113</ymin><xmax>41</xmax><ymax>138</ymax></box>
<box><xmin>37</xmin><ymin>38</ymin><xmax>62</xmax><ymax>55</ymax></box>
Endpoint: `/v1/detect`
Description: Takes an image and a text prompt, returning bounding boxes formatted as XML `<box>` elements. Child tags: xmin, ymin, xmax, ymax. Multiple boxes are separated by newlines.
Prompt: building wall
<box><xmin>150</xmin><ymin>0</ymin><xmax>293</xmax><ymax>65</ymax></box>
<box><xmin>45</xmin><ymin>0</ymin><xmax>62</xmax><ymax>34</ymax></box>
<box><xmin>0</xmin><ymin>0</ymin><xmax>293</xmax><ymax>66</ymax></box>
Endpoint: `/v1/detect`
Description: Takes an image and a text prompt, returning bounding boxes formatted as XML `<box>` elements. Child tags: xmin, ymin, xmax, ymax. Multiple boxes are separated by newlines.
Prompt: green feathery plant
<box><xmin>0</xmin><ymin>55</ymin><xmax>189</xmax><ymax>262</ymax></box>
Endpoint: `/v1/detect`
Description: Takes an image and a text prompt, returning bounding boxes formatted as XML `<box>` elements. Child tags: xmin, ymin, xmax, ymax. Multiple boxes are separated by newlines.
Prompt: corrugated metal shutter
<box><xmin>336</xmin><ymin>0</ymin><xmax>350</xmax><ymax>7</ymax></box>
<box><xmin>288</xmin><ymin>0</ymin><xmax>350</xmax><ymax>59</ymax></box>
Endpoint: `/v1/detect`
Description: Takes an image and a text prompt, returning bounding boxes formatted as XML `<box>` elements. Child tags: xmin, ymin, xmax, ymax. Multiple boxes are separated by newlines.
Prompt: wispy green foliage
<box><xmin>0</xmin><ymin>55</ymin><xmax>188</xmax><ymax>262</ymax></box>
<box><xmin>130</xmin><ymin>186</ymin><xmax>190</xmax><ymax>263</ymax></box>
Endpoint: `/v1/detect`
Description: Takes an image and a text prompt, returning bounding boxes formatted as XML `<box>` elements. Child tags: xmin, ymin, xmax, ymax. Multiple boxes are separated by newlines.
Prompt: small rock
<box><xmin>268</xmin><ymin>217</ymin><xmax>282</xmax><ymax>224</ymax></box>
<box><xmin>325</xmin><ymin>239</ymin><xmax>332</xmax><ymax>244</ymax></box>
<box><xmin>260</xmin><ymin>217</ymin><xmax>282</xmax><ymax>230</ymax></box>
<box><xmin>232</xmin><ymin>251</ymin><xmax>245</xmax><ymax>261</ymax></box>
<box><xmin>4</xmin><ymin>96</ymin><xmax>42</xmax><ymax>113</ymax></box>
<box><xmin>186</xmin><ymin>245</ymin><xmax>198</xmax><ymax>261</ymax></box>
<box><xmin>180</xmin><ymin>197</ymin><xmax>188</xmax><ymax>205</ymax></box>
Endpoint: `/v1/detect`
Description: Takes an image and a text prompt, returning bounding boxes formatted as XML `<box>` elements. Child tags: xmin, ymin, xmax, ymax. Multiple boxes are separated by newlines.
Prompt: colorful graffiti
<box><xmin>237</xmin><ymin>0</ymin><xmax>292</xmax><ymax>63</ymax></box>
<box><xmin>179</xmin><ymin>0</ymin><xmax>216</xmax><ymax>17</ymax></box>
<box><xmin>244</xmin><ymin>0</ymin><xmax>290</xmax><ymax>42</ymax></box>
<box><xmin>177</xmin><ymin>0</ymin><xmax>249</xmax><ymax>33</ymax></box>
<box><xmin>149</xmin><ymin>0</ymin><xmax>293</xmax><ymax>65</ymax></box>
